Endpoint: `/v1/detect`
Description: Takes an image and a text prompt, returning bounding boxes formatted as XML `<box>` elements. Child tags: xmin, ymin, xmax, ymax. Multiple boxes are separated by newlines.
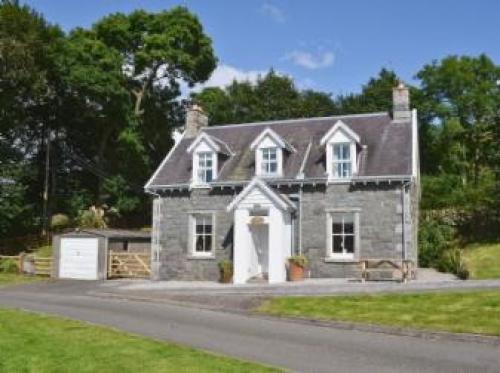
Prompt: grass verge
<box><xmin>258</xmin><ymin>291</ymin><xmax>500</xmax><ymax>337</ymax></box>
<box><xmin>0</xmin><ymin>308</ymin><xmax>279</xmax><ymax>373</ymax></box>
<box><xmin>463</xmin><ymin>243</ymin><xmax>500</xmax><ymax>279</ymax></box>
<box><xmin>0</xmin><ymin>273</ymin><xmax>41</xmax><ymax>287</ymax></box>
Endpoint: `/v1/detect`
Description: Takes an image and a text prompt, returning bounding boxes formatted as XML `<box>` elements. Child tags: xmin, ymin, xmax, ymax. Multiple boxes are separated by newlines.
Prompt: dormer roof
<box><xmin>249</xmin><ymin>127</ymin><xmax>296</xmax><ymax>152</ymax></box>
<box><xmin>320</xmin><ymin>120</ymin><xmax>360</xmax><ymax>145</ymax></box>
<box><xmin>186</xmin><ymin>132</ymin><xmax>232</xmax><ymax>156</ymax></box>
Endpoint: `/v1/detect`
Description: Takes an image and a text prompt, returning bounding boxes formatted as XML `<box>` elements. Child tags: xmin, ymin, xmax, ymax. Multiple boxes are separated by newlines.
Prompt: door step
<box><xmin>247</xmin><ymin>273</ymin><xmax>268</xmax><ymax>283</ymax></box>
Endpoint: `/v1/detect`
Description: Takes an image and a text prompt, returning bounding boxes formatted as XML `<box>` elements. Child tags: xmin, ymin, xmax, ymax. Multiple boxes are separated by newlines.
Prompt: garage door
<box><xmin>59</xmin><ymin>238</ymin><xmax>99</xmax><ymax>280</ymax></box>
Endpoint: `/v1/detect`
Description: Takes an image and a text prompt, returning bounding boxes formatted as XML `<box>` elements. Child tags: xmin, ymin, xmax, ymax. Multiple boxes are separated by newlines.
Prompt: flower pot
<box><xmin>220</xmin><ymin>272</ymin><xmax>233</xmax><ymax>283</ymax></box>
<box><xmin>288</xmin><ymin>261</ymin><xmax>305</xmax><ymax>281</ymax></box>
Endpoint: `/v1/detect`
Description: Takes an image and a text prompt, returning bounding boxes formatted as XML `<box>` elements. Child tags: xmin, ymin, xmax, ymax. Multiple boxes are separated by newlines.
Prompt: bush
<box><xmin>51</xmin><ymin>214</ymin><xmax>71</xmax><ymax>232</ymax></box>
<box><xmin>288</xmin><ymin>255</ymin><xmax>309</xmax><ymax>268</ymax></box>
<box><xmin>218</xmin><ymin>260</ymin><xmax>233</xmax><ymax>283</ymax></box>
<box><xmin>418</xmin><ymin>218</ymin><xmax>456</xmax><ymax>268</ymax></box>
<box><xmin>76</xmin><ymin>206</ymin><xmax>107</xmax><ymax>229</ymax></box>
<box><xmin>438</xmin><ymin>248</ymin><xmax>470</xmax><ymax>280</ymax></box>
<box><xmin>0</xmin><ymin>258</ymin><xmax>19</xmax><ymax>273</ymax></box>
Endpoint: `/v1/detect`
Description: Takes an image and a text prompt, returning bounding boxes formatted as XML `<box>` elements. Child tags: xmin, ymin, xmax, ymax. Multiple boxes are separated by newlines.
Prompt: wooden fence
<box><xmin>33</xmin><ymin>257</ymin><xmax>52</xmax><ymax>276</ymax></box>
<box><xmin>0</xmin><ymin>255</ymin><xmax>23</xmax><ymax>273</ymax></box>
<box><xmin>0</xmin><ymin>254</ymin><xmax>53</xmax><ymax>276</ymax></box>
<box><xmin>108</xmin><ymin>251</ymin><xmax>151</xmax><ymax>279</ymax></box>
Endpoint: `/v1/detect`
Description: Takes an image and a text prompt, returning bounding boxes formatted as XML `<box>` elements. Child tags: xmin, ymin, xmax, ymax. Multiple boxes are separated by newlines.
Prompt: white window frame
<box><xmin>326</xmin><ymin>210</ymin><xmax>360</xmax><ymax>261</ymax></box>
<box><xmin>332</xmin><ymin>143</ymin><xmax>352</xmax><ymax>178</ymax></box>
<box><xmin>260</xmin><ymin>147</ymin><xmax>279</xmax><ymax>176</ymax></box>
<box><xmin>192</xmin><ymin>149</ymin><xmax>217</xmax><ymax>186</ymax></box>
<box><xmin>190</xmin><ymin>213</ymin><xmax>215</xmax><ymax>257</ymax></box>
<box><xmin>197</xmin><ymin>152</ymin><xmax>214</xmax><ymax>183</ymax></box>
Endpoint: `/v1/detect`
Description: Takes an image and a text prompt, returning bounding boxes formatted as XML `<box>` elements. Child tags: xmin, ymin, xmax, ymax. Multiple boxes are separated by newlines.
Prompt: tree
<box><xmin>193</xmin><ymin>71</ymin><xmax>337</xmax><ymax>125</ymax></box>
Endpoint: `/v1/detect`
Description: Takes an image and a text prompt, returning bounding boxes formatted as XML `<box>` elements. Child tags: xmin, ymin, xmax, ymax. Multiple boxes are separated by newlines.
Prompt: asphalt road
<box><xmin>1</xmin><ymin>284</ymin><xmax>500</xmax><ymax>373</ymax></box>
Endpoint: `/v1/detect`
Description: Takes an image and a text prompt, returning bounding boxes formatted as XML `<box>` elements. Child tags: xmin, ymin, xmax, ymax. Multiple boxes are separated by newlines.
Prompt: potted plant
<box><xmin>288</xmin><ymin>255</ymin><xmax>308</xmax><ymax>281</ymax></box>
<box><xmin>218</xmin><ymin>260</ymin><xmax>233</xmax><ymax>283</ymax></box>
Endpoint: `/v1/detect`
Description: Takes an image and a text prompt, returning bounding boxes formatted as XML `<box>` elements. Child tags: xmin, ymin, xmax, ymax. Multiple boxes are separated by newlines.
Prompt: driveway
<box><xmin>1</xmin><ymin>281</ymin><xmax>500</xmax><ymax>372</ymax></box>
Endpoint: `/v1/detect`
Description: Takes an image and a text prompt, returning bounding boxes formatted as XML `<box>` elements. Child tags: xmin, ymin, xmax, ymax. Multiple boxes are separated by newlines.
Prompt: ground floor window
<box><xmin>191</xmin><ymin>213</ymin><xmax>214</xmax><ymax>256</ymax></box>
<box><xmin>328</xmin><ymin>211</ymin><xmax>358</xmax><ymax>259</ymax></box>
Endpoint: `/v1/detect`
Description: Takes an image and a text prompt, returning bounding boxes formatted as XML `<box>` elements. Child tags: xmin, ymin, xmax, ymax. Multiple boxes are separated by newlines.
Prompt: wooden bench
<box><xmin>360</xmin><ymin>259</ymin><xmax>416</xmax><ymax>282</ymax></box>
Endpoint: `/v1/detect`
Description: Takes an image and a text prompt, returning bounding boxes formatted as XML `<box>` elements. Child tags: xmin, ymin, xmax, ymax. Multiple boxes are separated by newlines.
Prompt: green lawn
<box><xmin>463</xmin><ymin>243</ymin><xmax>500</xmax><ymax>279</ymax></box>
<box><xmin>0</xmin><ymin>273</ymin><xmax>42</xmax><ymax>287</ymax></box>
<box><xmin>258</xmin><ymin>291</ymin><xmax>500</xmax><ymax>336</ymax></box>
<box><xmin>0</xmin><ymin>308</ymin><xmax>279</xmax><ymax>373</ymax></box>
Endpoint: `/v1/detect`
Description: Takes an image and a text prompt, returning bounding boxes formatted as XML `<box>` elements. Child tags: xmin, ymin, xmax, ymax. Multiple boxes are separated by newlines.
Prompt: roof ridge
<box><xmin>203</xmin><ymin>112</ymin><xmax>389</xmax><ymax>130</ymax></box>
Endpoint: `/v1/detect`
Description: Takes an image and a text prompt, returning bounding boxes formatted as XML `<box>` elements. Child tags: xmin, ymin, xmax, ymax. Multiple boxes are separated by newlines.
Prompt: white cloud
<box><xmin>198</xmin><ymin>64</ymin><xmax>268</xmax><ymax>90</ymax></box>
<box><xmin>260</xmin><ymin>3</ymin><xmax>286</xmax><ymax>24</ymax></box>
<box><xmin>286</xmin><ymin>50</ymin><xmax>335</xmax><ymax>70</ymax></box>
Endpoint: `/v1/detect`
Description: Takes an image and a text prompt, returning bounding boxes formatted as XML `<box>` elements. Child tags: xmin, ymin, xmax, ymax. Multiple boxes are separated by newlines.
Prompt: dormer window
<box><xmin>250</xmin><ymin>127</ymin><xmax>295</xmax><ymax>178</ymax></box>
<box><xmin>261</xmin><ymin>147</ymin><xmax>278</xmax><ymax>175</ymax></box>
<box><xmin>332</xmin><ymin>143</ymin><xmax>352</xmax><ymax>178</ymax></box>
<box><xmin>187</xmin><ymin>132</ymin><xmax>232</xmax><ymax>187</ymax></box>
<box><xmin>320</xmin><ymin>120</ymin><xmax>360</xmax><ymax>181</ymax></box>
<box><xmin>197</xmin><ymin>152</ymin><xmax>213</xmax><ymax>183</ymax></box>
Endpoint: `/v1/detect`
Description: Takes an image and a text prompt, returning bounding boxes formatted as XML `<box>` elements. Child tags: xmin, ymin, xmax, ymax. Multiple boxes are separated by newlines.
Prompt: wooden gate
<box><xmin>107</xmin><ymin>251</ymin><xmax>151</xmax><ymax>279</ymax></box>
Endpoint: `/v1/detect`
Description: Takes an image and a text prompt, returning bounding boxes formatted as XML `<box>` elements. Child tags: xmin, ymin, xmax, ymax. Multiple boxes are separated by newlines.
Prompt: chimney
<box><xmin>392</xmin><ymin>81</ymin><xmax>411</xmax><ymax>122</ymax></box>
<box><xmin>185</xmin><ymin>104</ymin><xmax>208</xmax><ymax>138</ymax></box>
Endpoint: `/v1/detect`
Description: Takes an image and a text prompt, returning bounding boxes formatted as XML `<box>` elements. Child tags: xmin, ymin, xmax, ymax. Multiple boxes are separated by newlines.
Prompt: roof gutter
<box><xmin>147</xmin><ymin>175</ymin><xmax>413</xmax><ymax>192</ymax></box>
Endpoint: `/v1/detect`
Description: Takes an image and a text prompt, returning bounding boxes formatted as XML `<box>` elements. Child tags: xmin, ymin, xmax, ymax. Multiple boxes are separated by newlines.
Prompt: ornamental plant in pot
<box><xmin>218</xmin><ymin>260</ymin><xmax>233</xmax><ymax>283</ymax></box>
<box><xmin>288</xmin><ymin>255</ymin><xmax>308</xmax><ymax>281</ymax></box>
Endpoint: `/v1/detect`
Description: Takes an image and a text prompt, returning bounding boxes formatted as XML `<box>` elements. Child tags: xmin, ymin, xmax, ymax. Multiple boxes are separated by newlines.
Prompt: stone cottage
<box><xmin>145</xmin><ymin>83</ymin><xmax>419</xmax><ymax>283</ymax></box>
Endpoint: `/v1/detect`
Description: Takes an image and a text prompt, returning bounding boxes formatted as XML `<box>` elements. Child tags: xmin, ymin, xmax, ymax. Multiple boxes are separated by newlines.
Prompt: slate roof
<box><xmin>147</xmin><ymin>112</ymin><xmax>413</xmax><ymax>188</ymax></box>
<box><xmin>61</xmin><ymin>229</ymin><xmax>151</xmax><ymax>240</ymax></box>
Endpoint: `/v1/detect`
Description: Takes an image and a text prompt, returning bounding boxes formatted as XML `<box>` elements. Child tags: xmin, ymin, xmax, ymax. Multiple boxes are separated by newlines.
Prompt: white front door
<box><xmin>250</xmin><ymin>224</ymin><xmax>269</xmax><ymax>278</ymax></box>
<box><xmin>59</xmin><ymin>238</ymin><xmax>99</xmax><ymax>280</ymax></box>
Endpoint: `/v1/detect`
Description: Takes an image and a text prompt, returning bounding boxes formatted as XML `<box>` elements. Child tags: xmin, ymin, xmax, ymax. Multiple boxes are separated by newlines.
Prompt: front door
<box><xmin>251</xmin><ymin>224</ymin><xmax>269</xmax><ymax>278</ymax></box>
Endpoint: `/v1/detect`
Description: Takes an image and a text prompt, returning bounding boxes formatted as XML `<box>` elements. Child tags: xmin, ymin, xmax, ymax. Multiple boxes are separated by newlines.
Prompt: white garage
<box><xmin>53</xmin><ymin>229</ymin><xmax>151</xmax><ymax>280</ymax></box>
<box><xmin>59</xmin><ymin>238</ymin><xmax>99</xmax><ymax>280</ymax></box>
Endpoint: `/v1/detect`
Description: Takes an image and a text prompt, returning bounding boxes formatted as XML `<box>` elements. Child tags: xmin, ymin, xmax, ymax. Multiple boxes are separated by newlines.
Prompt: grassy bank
<box><xmin>463</xmin><ymin>243</ymin><xmax>500</xmax><ymax>279</ymax></box>
<box><xmin>0</xmin><ymin>308</ymin><xmax>278</xmax><ymax>372</ymax></box>
<box><xmin>258</xmin><ymin>291</ymin><xmax>500</xmax><ymax>336</ymax></box>
<box><xmin>0</xmin><ymin>273</ymin><xmax>41</xmax><ymax>287</ymax></box>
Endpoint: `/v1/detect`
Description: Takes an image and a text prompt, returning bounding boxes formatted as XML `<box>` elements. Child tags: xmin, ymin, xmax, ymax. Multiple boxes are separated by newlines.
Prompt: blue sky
<box><xmin>25</xmin><ymin>0</ymin><xmax>499</xmax><ymax>95</ymax></box>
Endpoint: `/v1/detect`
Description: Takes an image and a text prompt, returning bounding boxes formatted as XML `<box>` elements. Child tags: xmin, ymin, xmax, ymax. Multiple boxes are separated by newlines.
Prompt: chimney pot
<box><xmin>392</xmin><ymin>81</ymin><xmax>411</xmax><ymax>122</ymax></box>
<box><xmin>185</xmin><ymin>104</ymin><xmax>208</xmax><ymax>138</ymax></box>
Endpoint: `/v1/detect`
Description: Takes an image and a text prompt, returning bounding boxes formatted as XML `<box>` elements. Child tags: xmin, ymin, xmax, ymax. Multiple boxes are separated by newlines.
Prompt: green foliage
<box><xmin>194</xmin><ymin>71</ymin><xmax>337</xmax><ymax>125</ymax></box>
<box><xmin>288</xmin><ymin>255</ymin><xmax>309</xmax><ymax>268</ymax></box>
<box><xmin>418</xmin><ymin>218</ymin><xmax>455</xmax><ymax>268</ymax></box>
<box><xmin>437</xmin><ymin>249</ymin><xmax>469</xmax><ymax>280</ymax></box>
<box><xmin>76</xmin><ymin>206</ymin><xmax>107</xmax><ymax>229</ymax></box>
<box><xmin>50</xmin><ymin>214</ymin><xmax>70</xmax><ymax>232</ymax></box>
<box><xmin>0</xmin><ymin>258</ymin><xmax>18</xmax><ymax>274</ymax></box>
<box><xmin>34</xmin><ymin>245</ymin><xmax>52</xmax><ymax>258</ymax></box>
<box><xmin>218</xmin><ymin>260</ymin><xmax>233</xmax><ymax>282</ymax></box>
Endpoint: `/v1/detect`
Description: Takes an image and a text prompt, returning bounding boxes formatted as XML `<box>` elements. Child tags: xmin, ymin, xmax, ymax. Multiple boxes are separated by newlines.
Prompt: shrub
<box><xmin>51</xmin><ymin>214</ymin><xmax>71</xmax><ymax>232</ymax></box>
<box><xmin>76</xmin><ymin>206</ymin><xmax>107</xmax><ymax>229</ymax></box>
<box><xmin>218</xmin><ymin>260</ymin><xmax>233</xmax><ymax>283</ymax></box>
<box><xmin>0</xmin><ymin>258</ymin><xmax>19</xmax><ymax>273</ymax></box>
<box><xmin>288</xmin><ymin>255</ymin><xmax>309</xmax><ymax>268</ymax></box>
<box><xmin>418</xmin><ymin>218</ymin><xmax>455</xmax><ymax>268</ymax></box>
<box><xmin>438</xmin><ymin>248</ymin><xmax>469</xmax><ymax>280</ymax></box>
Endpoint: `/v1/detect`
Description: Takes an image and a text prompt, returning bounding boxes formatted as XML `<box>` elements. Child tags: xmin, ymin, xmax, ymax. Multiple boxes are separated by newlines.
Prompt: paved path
<box><xmin>1</xmin><ymin>283</ymin><xmax>500</xmax><ymax>372</ymax></box>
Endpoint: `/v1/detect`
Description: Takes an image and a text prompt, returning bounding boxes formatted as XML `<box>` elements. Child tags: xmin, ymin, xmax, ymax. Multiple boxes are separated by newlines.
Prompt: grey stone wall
<box><xmin>300</xmin><ymin>183</ymin><xmax>409</xmax><ymax>278</ymax></box>
<box><xmin>154</xmin><ymin>188</ymin><xmax>236</xmax><ymax>281</ymax></box>
<box><xmin>154</xmin><ymin>181</ymin><xmax>418</xmax><ymax>281</ymax></box>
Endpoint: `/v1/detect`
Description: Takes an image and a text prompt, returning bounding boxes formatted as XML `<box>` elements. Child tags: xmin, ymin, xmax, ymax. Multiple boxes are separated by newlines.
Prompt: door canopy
<box><xmin>226</xmin><ymin>178</ymin><xmax>296</xmax><ymax>213</ymax></box>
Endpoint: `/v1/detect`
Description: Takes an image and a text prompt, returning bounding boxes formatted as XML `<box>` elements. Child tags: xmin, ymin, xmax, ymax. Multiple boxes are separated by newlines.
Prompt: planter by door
<box><xmin>288</xmin><ymin>261</ymin><xmax>305</xmax><ymax>281</ymax></box>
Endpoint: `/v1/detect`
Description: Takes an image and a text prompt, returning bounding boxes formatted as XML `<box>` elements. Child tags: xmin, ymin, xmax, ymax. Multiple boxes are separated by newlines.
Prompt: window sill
<box><xmin>187</xmin><ymin>255</ymin><xmax>216</xmax><ymax>260</ymax></box>
<box><xmin>324</xmin><ymin>257</ymin><xmax>358</xmax><ymax>263</ymax></box>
